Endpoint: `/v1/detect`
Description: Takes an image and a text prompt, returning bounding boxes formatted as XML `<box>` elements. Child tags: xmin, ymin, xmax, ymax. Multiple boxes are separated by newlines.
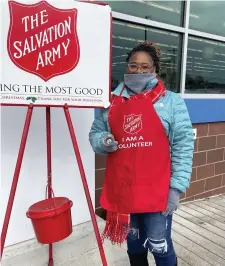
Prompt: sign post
<box><xmin>46</xmin><ymin>106</ymin><xmax>53</xmax><ymax>266</ymax></box>
<box><xmin>1</xmin><ymin>1</ymin><xmax>112</xmax><ymax>265</ymax></box>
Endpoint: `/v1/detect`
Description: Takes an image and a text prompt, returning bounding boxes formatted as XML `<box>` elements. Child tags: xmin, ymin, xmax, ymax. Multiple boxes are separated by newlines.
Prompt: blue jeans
<box><xmin>127</xmin><ymin>212</ymin><xmax>176</xmax><ymax>266</ymax></box>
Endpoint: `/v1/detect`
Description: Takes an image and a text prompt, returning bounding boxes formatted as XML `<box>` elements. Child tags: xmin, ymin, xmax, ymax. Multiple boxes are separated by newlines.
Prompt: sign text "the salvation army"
<box><xmin>13</xmin><ymin>9</ymin><xmax>71</xmax><ymax>71</ymax></box>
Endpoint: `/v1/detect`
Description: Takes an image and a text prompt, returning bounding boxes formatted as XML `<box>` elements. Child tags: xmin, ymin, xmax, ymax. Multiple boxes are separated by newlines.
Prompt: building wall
<box><xmin>95</xmin><ymin>121</ymin><xmax>225</xmax><ymax>219</ymax></box>
<box><xmin>181</xmin><ymin>122</ymin><xmax>225</xmax><ymax>202</ymax></box>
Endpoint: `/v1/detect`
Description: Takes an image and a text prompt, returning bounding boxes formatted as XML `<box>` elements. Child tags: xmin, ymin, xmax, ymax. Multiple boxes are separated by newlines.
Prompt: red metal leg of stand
<box><xmin>0</xmin><ymin>104</ymin><xmax>34</xmax><ymax>260</ymax></box>
<box><xmin>46</xmin><ymin>107</ymin><xmax>54</xmax><ymax>266</ymax></box>
<box><xmin>64</xmin><ymin>105</ymin><xmax>108</xmax><ymax>266</ymax></box>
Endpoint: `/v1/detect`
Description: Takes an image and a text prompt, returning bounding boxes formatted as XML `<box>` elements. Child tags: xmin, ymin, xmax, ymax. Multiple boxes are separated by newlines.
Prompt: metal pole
<box><xmin>63</xmin><ymin>105</ymin><xmax>108</xmax><ymax>266</ymax></box>
<box><xmin>46</xmin><ymin>107</ymin><xmax>54</xmax><ymax>266</ymax></box>
<box><xmin>1</xmin><ymin>104</ymin><xmax>34</xmax><ymax>259</ymax></box>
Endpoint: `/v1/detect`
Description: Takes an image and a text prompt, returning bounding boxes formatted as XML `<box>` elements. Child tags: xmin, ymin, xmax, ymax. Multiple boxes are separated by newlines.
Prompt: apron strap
<box><xmin>119</xmin><ymin>85</ymin><xmax>126</xmax><ymax>96</ymax></box>
<box><xmin>151</xmin><ymin>79</ymin><xmax>166</xmax><ymax>104</ymax></box>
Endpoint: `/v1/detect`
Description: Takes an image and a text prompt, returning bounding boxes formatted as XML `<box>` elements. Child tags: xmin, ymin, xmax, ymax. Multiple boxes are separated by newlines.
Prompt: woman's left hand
<box><xmin>162</xmin><ymin>188</ymin><xmax>181</xmax><ymax>216</ymax></box>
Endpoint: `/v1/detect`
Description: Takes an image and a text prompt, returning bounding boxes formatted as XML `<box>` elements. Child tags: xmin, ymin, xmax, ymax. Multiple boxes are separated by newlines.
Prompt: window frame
<box><xmin>112</xmin><ymin>0</ymin><xmax>225</xmax><ymax>99</ymax></box>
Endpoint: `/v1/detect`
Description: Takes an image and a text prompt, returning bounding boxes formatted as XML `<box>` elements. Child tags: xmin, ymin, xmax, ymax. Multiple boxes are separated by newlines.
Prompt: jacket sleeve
<box><xmin>89</xmin><ymin>109</ymin><xmax>110</xmax><ymax>155</ymax></box>
<box><xmin>170</xmin><ymin>95</ymin><xmax>194</xmax><ymax>193</ymax></box>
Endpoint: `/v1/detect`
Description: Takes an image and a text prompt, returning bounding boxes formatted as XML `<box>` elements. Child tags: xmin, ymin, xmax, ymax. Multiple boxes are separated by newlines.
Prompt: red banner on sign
<box><xmin>7</xmin><ymin>1</ymin><xmax>80</xmax><ymax>81</ymax></box>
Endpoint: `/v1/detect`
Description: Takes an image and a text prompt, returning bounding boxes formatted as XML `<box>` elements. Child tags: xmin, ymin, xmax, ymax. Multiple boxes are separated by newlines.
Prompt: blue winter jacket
<box><xmin>89</xmin><ymin>78</ymin><xmax>194</xmax><ymax>193</ymax></box>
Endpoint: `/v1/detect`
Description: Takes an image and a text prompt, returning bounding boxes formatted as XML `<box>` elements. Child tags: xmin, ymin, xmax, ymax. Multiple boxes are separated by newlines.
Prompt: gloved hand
<box><xmin>162</xmin><ymin>188</ymin><xmax>181</xmax><ymax>216</ymax></box>
<box><xmin>101</xmin><ymin>133</ymin><xmax>118</xmax><ymax>153</ymax></box>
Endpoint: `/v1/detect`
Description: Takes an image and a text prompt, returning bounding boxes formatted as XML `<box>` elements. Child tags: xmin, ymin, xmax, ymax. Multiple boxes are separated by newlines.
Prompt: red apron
<box><xmin>101</xmin><ymin>80</ymin><xmax>171</xmax><ymax>244</ymax></box>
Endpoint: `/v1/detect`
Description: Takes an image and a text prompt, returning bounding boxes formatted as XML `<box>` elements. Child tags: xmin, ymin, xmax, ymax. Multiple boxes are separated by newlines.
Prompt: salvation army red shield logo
<box><xmin>123</xmin><ymin>114</ymin><xmax>142</xmax><ymax>135</ymax></box>
<box><xmin>7</xmin><ymin>1</ymin><xmax>80</xmax><ymax>81</ymax></box>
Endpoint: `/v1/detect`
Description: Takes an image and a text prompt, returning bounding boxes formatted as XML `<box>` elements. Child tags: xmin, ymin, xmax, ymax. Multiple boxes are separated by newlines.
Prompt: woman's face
<box><xmin>127</xmin><ymin>51</ymin><xmax>156</xmax><ymax>74</ymax></box>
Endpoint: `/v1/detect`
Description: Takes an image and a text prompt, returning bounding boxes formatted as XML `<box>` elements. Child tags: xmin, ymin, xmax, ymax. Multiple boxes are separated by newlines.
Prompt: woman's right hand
<box><xmin>101</xmin><ymin>133</ymin><xmax>118</xmax><ymax>152</ymax></box>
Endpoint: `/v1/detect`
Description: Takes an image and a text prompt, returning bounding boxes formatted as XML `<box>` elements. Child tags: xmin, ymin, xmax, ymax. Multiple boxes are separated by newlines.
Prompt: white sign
<box><xmin>0</xmin><ymin>0</ymin><xmax>112</xmax><ymax>108</ymax></box>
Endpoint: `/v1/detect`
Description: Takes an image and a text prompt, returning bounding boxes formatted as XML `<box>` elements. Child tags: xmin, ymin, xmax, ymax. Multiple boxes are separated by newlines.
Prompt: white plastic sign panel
<box><xmin>1</xmin><ymin>0</ymin><xmax>112</xmax><ymax>108</ymax></box>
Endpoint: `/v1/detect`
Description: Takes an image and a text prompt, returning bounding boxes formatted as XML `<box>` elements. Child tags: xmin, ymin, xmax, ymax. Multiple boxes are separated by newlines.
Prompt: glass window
<box><xmin>185</xmin><ymin>36</ymin><xmax>225</xmax><ymax>94</ymax></box>
<box><xmin>112</xmin><ymin>21</ymin><xmax>182</xmax><ymax>92</ymax></box>
<box><xmin>189</xmin><ymin>1</ymin><xmax>225</xmax><ymax>37</ymax></box>
<box><xmin>99</xmin><ymin>1</ymin><xmax>184</xmax><ymax>27</ymax></box>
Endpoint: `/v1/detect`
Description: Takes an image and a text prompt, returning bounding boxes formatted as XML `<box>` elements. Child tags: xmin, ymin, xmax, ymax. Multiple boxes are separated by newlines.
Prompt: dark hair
<box><xmin>126</xmin><ymin>41</ymin><xmax>161</xmax><ymax>74</ymax></box>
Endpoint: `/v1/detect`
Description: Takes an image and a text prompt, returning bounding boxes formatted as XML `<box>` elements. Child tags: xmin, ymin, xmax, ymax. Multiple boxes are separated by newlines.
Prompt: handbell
<box><xmin>103</xmin><ymin>133</ymin><xmax>115</xmax><ymax>146</ymax></box>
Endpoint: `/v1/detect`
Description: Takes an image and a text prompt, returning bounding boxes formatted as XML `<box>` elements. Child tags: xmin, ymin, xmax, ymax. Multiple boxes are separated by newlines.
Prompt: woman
<box><xmin>89</xmin><ymin>41</ymin><xmax>194</xmax><ymax>266</ymax></box>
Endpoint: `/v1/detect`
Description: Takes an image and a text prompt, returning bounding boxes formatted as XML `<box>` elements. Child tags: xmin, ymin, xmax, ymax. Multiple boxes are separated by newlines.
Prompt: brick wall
<box><xmin>95</xmin><ymin>122</ymin><xmax>225</xmax><ymax>218</ymax></box>
<box><xmin>180</xmin><ymin>122</ymin><xmax>225</xmax><ymax>203</ymax></box>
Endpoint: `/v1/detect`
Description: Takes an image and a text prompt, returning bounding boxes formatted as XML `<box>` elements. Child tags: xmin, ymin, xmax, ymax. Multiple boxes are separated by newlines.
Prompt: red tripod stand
<box><xmin>0</xmin><ymin>104</ymin><xmax>108</xmax><ymax>266</ymax></box>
